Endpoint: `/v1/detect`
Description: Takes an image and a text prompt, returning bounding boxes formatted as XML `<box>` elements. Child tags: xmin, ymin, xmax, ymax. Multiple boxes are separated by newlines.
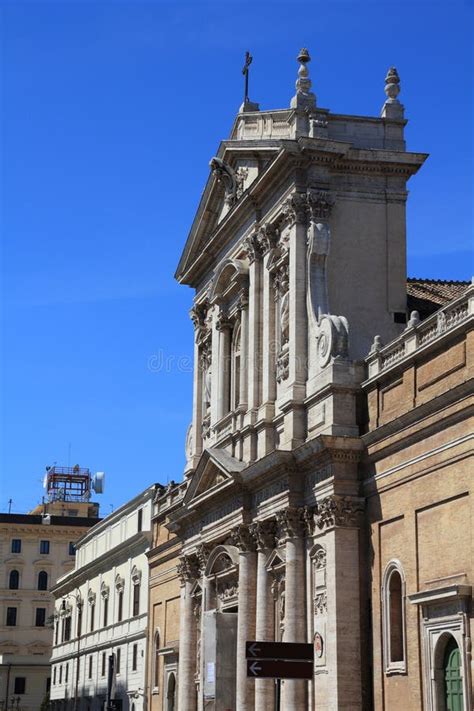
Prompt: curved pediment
<box><xmin>210</xmin><ymin>259</ymin><xmax>248</xmax><ymax>305</ymax></box>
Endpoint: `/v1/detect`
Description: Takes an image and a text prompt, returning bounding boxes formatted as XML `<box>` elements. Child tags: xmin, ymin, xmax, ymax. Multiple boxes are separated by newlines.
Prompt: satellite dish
<box><xmin>92</xmin><ymin>472</ymin><xmax>105</xmax><ymax>494</ymax></box>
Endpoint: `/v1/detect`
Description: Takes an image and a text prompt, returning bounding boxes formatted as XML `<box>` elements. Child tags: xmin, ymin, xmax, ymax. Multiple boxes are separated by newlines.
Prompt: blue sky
<box><xmin>1</xmin><ymin>0</ymin><xmax>473</xmax><ymax>514</ymax></box>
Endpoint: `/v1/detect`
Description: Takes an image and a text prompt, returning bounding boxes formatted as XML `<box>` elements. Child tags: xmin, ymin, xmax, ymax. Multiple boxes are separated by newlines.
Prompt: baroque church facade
<box><xmin>147</xmin><ymin>50</ymin><xmax>473</xmax><ymax>711</ymax></box>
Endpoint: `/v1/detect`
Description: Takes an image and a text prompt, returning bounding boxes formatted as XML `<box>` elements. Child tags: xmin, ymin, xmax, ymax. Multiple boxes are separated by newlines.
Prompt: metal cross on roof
<box><xmin>242</xmin><ymin>51</ymin><xmax>253</xmax><ymax>104</ymax></box>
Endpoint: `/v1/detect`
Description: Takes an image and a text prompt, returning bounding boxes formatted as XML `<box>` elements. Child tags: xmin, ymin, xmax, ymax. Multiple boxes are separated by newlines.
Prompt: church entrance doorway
<box><xmin>443</xmin><ymin>637</ymin><xmax>463</xmax><ymax>711</ymax></box>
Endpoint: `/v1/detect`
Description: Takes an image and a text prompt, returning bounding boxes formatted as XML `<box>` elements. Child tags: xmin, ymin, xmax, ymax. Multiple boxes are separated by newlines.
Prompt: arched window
<box><xmin>38</xmin><ymin>571</ymin><xmax>48</xmax><ymax>590</ymax></box>
<box><xmin>382</xmin><ymin>560</ymin><xmax>406</xmax><ymax>673</ymax></box>
<box><xmin>167</xmin><ymin>672</ymin><xmax>176</xmax><ymax>711</ymax></box>
<box><xmin>153</xmin><ymin>630</ymin><xmax>160</xmax><ymax>690</ymax></box>
<box><xmin>131</xmin><ymin>567</ymin><xmax>141</xmax><ymax>617</ymax></box>
<box><xmin>9</xmin><ymin>570</ymin><xmax>19</xmax><ymax>590</ymax></box>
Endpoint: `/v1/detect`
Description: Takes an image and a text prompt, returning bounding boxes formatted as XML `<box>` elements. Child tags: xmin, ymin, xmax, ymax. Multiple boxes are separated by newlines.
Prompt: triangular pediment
<box><xmin>175</xmin><ymin>141</ymin><xmax>280</xmax><ymax>286</ymax></box>
<box><xmin>183</xmin><ymin>448</ymin><xmax>247</xmax><ymax>505</ymax></box>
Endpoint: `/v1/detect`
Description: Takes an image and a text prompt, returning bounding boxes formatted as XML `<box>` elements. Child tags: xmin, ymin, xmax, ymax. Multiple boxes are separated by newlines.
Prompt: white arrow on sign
<box><xmin>247</xmin><ymin>642</ymin><xmax>261</xmax><ymax>658</ymax></box>
<box><xmin>249</xmin><ymin>661</ymin><xmax>262</xmax><ymax>676</ymax></box>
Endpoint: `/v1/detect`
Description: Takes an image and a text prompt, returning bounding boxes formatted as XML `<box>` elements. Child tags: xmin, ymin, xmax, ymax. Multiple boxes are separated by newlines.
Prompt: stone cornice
<box><xmin>51</xmin><ymin>532</ymin><xmax>150</xmax><ymax>596</ymax></box>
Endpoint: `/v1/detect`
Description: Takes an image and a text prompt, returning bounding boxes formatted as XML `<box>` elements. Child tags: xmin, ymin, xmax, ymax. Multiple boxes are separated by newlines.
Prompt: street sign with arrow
<box><xmin>245</xmin><ymin>640</ymin><xmax>314</xmax><ymax>680</ymax></box>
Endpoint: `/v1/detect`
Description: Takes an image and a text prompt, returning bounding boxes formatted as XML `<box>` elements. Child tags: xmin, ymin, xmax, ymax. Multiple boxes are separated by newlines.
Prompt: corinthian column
<box><xmin>251</xmin><ymin>520</ymin><xmax>276</xmax><ymax>711</ymax></box>
<box><xmin>277</xmin><ymin>508</ymin><xmax>307</xmax><ymax>710</ymax></box>
<box><xmin>177</xmin><ymin>555</ymin><xmax>199</xmax><ymax>711</ymax></box>
<box><xmin>231</xmin><ymin>525</ymin><xmax>257</xmax><ymax>711</ymax></box>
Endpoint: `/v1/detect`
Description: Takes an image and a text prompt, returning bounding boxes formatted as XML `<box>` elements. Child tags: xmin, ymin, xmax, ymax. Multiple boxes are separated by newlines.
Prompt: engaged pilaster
<box><xmin>276</xmin><ymin>507</ymin><xmax>307</xmax><ymax>710</ymax></box>
<box><xmin>177</xmin><ymin>555</ymin><xmax>200</xmax><ymax>711</ymax></box>
<box><xmin>250</xmin><ymin>519</ymin><xmax>277</xmax><ymax>711</ymax></box>
<box><xmin>231</xmin><ymin>525</ymin><xmax>257</xmax><ymax>711</ymax></box>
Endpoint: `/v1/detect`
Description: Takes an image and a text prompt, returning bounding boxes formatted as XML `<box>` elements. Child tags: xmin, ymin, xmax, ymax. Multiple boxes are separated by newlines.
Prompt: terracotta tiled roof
<box><xmin>407</xmin><ymin>278</ymin><xmax>470</xmax><ymax>319</ymax></box>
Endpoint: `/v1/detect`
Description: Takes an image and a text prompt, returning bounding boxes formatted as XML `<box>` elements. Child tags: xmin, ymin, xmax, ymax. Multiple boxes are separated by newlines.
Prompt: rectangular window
<box><xmin>116</xmin><ymin>648</ymin><xmax>121</xmax><ymax>674</ymax></box>
<box><xmin>40</xmin><ymin>540</ymin><xmax>50</xmax><ymax>554</ymax></box>
<box><xmin>53</xmin><ymin>667</ymin><xmax>56</xmax><ymax>685</ymax></box>
<box><xmin>35</xmin><ymin>608</ymin><xmax>46</xmax><ymax>627</ymax></box>
<box><xmin>55</xmin><ymin>618</ymin><xmax>59</xmax><ymax>645</ymax></box>
<box><xmin>68</xmin><ymin>542</ymin><xmax>76</xmax><ymax>555</ymax></box>
<box><xmin>90</xmin><ymin>604</ymin><xmax>95</xmax><ymax>632</ymax></box>
<box><xmin>65</xmin><ymin>663</ymin><xmax>69</xmax><ymax>683</ymax></box>
<box><xmin>64</xmin><ymin>616</ymin><xmax>71</xmax><ymax>641</ymax></box>
<box><xmin>132</xmin><ymin>644</ymin><xmax>137</xmax><ymax>671</ymax></box>
<box><xmin>137</xmin><ymin>508</ymin><xmax>143</xmax><ymax>532</ymax></box>
<box><xmin>103</xmin><ymin>597</ymin><xmax>108</xmax><ymax>627</ymax></box>
<box><xmin>59</xmin><ymin>666</ymin><xmax>62</xmax><ymax>684</ymax></box>
<box><xmin>77</xmin><ymin>607</ymin><xmax>82</xmax><ymax>638</ymax></box>
<box><xmin>117</xmin><ymin>591</ymin><xmax>123</xmax><ymax>622</ymax></box>
<box><xmin>6</xmin><ymin>607</ymin><xmax>17</xmax><ymax>626</ymax></box>
<box><xmin>133</xmin><ymin>584</ymin><xmax>140</xmax><ymax>617</ymax></box>
<box><xmin>14</xmin><ymin>678</ymin><xmax>26</xmax><ymax>695</ymax></box>
<box><xmin>101</xmin><ymin>652</ymin><xmax>106</xmax><ymax>676</ymax></box>
<box><xmin>11</xmin><ymin>539</ymin><xmax>21</xmax><ymax>554</ymax></box>
<box><xmin>88</xmin><ymin>656</ymin><xmax>93</xmax><ymax>679</ymax></box>
<box><xmin>46</xmin><ymin>677</ymin><xmax>51</xmax><ymax>693</ymax></box>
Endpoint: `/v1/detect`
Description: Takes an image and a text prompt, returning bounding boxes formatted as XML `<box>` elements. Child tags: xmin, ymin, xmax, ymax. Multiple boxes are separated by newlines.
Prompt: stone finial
<box><xmin>369</xmin><ymin>334</ymin><xmax>383</xmax><ymax>354</ymax></box>
<box><xmin>407</xmin><ymin>310</ymin><xmax>420</xmax><ymax>329</ymax></box>
<box><xmin>381</xmin><ymin>65</ymin><xmax>404</xmax><ymax>119</ymax></box>
<box><xmin>291</xmin><ymin>47</ymin><xmax>316</xmax><ymax>110</ymax></box>
<box><xmin>384</xmin><ymin>66</ymin><xmax>401</xmax><ymax>100</ymax></box>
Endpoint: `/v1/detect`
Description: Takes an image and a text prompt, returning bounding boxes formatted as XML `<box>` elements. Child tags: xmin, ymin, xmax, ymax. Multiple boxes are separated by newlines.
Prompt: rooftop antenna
<box><xmin>8</xmin><ymin>498</ymin><xmax>12</xmax><ymax>514</ymax></box>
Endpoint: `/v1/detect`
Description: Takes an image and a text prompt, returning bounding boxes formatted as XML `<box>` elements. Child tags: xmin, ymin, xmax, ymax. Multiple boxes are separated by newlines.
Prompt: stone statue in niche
<box><xmin>306</xmin><ymin>214</ymin><xmax>349</xmax><ymax>367</ymax></box>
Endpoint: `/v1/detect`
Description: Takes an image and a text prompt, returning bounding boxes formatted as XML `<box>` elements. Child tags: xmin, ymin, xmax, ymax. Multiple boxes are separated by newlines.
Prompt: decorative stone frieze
<box><xmin>273</xmin><ymin>262</ymin><xmax>289</xmax><ymax>296</ymax></box>
<box><xmin>314</xmin><ymin>591</ymin><xmax>327</xmax><ymax>615</ymax></box>
<box><xmin>209</xmin><ymin>156</ymin><xmax>240</xmax><ymax>207</ymax></box>
<box><xmin>315</xmin><ymin>495</ymin><xmax>364</xmax><ymax>530</ymax></box>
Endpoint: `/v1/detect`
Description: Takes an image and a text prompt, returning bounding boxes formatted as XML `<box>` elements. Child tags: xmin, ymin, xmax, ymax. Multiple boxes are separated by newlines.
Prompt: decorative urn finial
<box><xmin>291</xmin><ymin>47</ymin><xmax>316</xmax><ymax>110</ymax></box>
<box><xmin>384</xmin><ymin>66</ymin><xmax>401</xmax><ymax>101</ymax></box>
<box><xmin>381</xmin><ymin>65</ymin><xmax>404</xmax><ymax>119</ymax></box>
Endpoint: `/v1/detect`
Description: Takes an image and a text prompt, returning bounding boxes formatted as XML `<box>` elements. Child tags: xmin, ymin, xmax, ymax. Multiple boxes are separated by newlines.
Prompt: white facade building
<box><xmin>50</xmin><ymin>485</ymin><xmax>160</xmax><ymax>711</ymax></box>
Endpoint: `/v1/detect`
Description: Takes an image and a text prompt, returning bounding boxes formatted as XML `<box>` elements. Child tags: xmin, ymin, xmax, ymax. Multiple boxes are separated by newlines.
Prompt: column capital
<box><xmin>256</xmin><ymin>222</ymin><xmax>279</xmax><ymax>255</ymax></box>
<box><xmin>281</xmin><ymin>192</ymin><xmax>308</xmax><ymax>227</ymax></box>
<box><xmin>177</xmin><ymin>555</ymin><xmax>200</xmax><ymax>585</ymax></box>
<box><xmin>306</xmin><ymin>189</ymin><xmax>335</xmax><ymax>221</ymax></box>
<box><xmin>250</xmin><ymin>519</ymin><xmax>277</xmax><ymax>551</ymax></box>
<box><xmin>276</xmin><ymin>507</ymin><xmax>306</xmax><ymax>542</ymax></box>
<box><xmin>230</xmin><ymin>524</ymin><xmax>257</xmax><ymax>552</ymax></box>
<box><xmin>314</xmin><ymin>495</ymin><xmax>365</xmax><ymax>531</ymax></box>
<box><xmin>237</xmin><ymin>287</ymin><xmax>249</xmax><ymax>310</ymax></box>
<box><xmin>243</xmin><ymin>231</ymin><xmax>265</xmax><ymax>264</ymax></box>
<box><xmin>215</xmin><ymin>309</ymin><xmax>233</xmax><ymax>332</ymax></box>
<box><xmin>195</xmin><ymin>543</ymin><xmax>213</xmax><ymax>572</ymax></box>
<box><xmin>190</xmin><ymin>299</ymin><xmax>210</xmax><ymax>329</ymax></box>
